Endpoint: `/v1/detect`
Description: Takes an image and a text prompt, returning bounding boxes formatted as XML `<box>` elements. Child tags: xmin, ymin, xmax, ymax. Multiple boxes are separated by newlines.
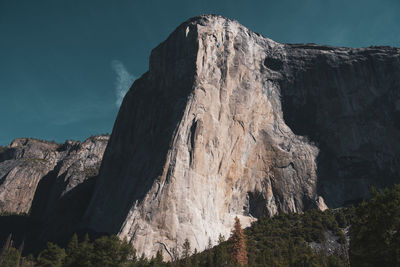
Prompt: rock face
<box><xmin>0</xmin><ymin>139</ymin><xmax>60</xmax><ymax>214</ymax></box>
<box><xmin>0</xmin><ymin>136</ymin><xmax>108</xmax><ymax>216</ymax></box>
<box><xmin>0</xmin><ymin>136</ymin><xmax>109</xmax><ymax>219</ymax></box>
<box><xmin>0</xmin><ymin>135</ymin><xmax>109</xmax><ymax>251</ymax></box>
<box><xmin>85</xmin><ymin>15</ymin><xmax>400</xmax><ymax>259</ymax></box>
<box><xmin>1</xmin><ymin>14</ymin><xmax>396</xmax><ymax>260</ymax></box>
<box><xmin>279</xmin><ymin>43</ymin><xmax>400</xmax><ymax>207</ymax></box>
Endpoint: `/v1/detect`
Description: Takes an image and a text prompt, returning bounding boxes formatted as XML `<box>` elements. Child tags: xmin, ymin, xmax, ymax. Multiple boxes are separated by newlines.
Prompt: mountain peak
<box><xmin>1</xmin><ymin>16</ymin><xmax>400</xmax><ymax>260</ymax></box>
<box><xmin>85</xmin><ymin>15</ymin><xmax>400</xmax><ymax>259</ymax></box>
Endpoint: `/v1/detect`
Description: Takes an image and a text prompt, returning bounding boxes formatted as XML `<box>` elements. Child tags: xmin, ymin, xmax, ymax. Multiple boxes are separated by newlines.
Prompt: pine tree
<box><xmin>138</xmin><ymin>253</ymin><xmax>149</xmax><ymax>266</ymax></box>
<box><xmin>24</xmin><ymin>254</ymin><xmax>36</xmax><ymax>267</ymax></box>
<box><xmin>37</xmin><ymin>242</ymin><xmax>66</xmax><ymax>267</ymax></box>
<box><xmin>64</xmin><ymin>233</ymin><xmax>79</xmax><ymax>267</ymax></box>
<box><xmin>65</xmin><ymin>233</ymin><xmax>93</xmax><ymax>267</ymax></box>
<box><xmin>149</xmin><ymin>249</ymin><xmax>163</xmax><ymax>266</ymax></box>
<box><xmin>92</xmin><ymin>235</ymin><xmax>127</xmax><ymax>266</ymax></box>
<box><xmin>182</xmin><ymin>238</ymin><xmax>191</xmax><ymax>266</ymax></box>
<box><xmin>66</xmin><ymin>233</ymin><xmax>78</xmax><ymax>256</ymax></box>
<box><xmin>119</xmin><ymin>237</ymin><xmax>136</xmax><ymax>264</ymax></box>
<box><xmin>207</xmin><ymin>238</ymin><xmax>212</xmax><ymax>250</ymax></box>
<box><xmin>182</xmin><ymin>238</ymin><xmax>191</xmax><ymax>259</ymax></box>
<box><xmin>205</xmin><ymin>238</ymin><xmax>214</xmax><ymax>267</ymax></box>
<box><xmin>191</xmin><ymin>248</ymin><xmax>199</xmax><ymax>267</ymax></box>
<box><xmin>230</xmin><ymin>217</ymin><xmax>248</xmax><ymax>266</ymax></box>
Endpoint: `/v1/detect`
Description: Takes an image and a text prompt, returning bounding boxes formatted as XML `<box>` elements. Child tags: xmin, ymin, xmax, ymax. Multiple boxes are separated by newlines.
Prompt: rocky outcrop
<box><xmin>0</xmin><ymin>135</ymin><xmax>109</xmax><ymax>252</ymax></box>
<box><xmin>83</xmin><ymin>15</ymin><xmax>400</xmax><ymax>259</ymax></box>
<box><xmin>0</xmin><ymin>135</ymin><xmax>108</xmax><ymax>216</ymax></box>
<box><xmin>0</xmin><ymin>139</ymin><xmax>59</xmax><ymax>214</ymax></box>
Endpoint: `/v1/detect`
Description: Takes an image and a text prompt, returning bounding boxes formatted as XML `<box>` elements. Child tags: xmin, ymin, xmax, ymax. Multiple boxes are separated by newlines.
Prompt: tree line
<box><xmin>0</xmin><ymin>184</ymin><xmax>399</xmax><ymax>266</ymax></box>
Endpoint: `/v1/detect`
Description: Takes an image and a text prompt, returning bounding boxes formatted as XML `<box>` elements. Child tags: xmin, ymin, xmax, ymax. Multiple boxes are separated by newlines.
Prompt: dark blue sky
<box><xmin>1</xmin><ymin>0</ymin><xmax>399</xmax><ymax>145</ymax></box>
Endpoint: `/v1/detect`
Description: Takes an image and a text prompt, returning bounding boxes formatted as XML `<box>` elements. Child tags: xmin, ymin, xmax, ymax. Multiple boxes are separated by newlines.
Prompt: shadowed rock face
<box><xmin>279</xmin><ymin>45</ymin><xmax>400</xmax><ymax>207</ymax></box>
<box><xmin>85</xmin><ymin>14</ymin><xmax>400</xmax><ymax>259</ymax></box>
<box><xmin>0</xmin><ymin>139</ymin><xmax>60</xmax><ymax>214</ymax></box>
<box><xmin>0</xmin><ymin>136</ymin><xmax>109</xmax><ymax>216</ymax></box>
<box><xmin>0</xmin><ymin>135</ymin><xmax>109</xmax><ymax>252</ymax></box>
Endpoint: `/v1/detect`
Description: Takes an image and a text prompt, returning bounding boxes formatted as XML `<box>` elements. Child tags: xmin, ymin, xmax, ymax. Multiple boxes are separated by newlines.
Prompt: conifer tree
<box><xmin>230</xmin><ymin>217</ymin><xmax>248</xmax><ymax>266</ymax></box>
<box><xmin>65</xmin><ymin>233</ymin><xmax>93</xmax><ymax>267</ymax></box>
<box><xmin>182</xmin><ymin>238</ymin><xmax>191</xmax><ymax>259</ymax></box>
<box><xmin>138</xmin><ymin>253</ymin><xmax>149</xmax><ymax>266</ymax></box>
<box><xmin>149</xmin><ymin>249</ymin><xmax>163</xmax><ymax>267</ymax></box>
<box><xmin>205</xmin><ymin>238</ymin><xmax>214</xmax><ymax>267</ymax></box>
<box><xmin>191</xmin><ymin>248</ymin><xmax>199</xmax><ymax>267</ymax></box>
<box><xmin>182</xmin><ymin>238</ymin><xmax>191</xmax><ymax>266</ymax></box>
<box><xmin>37</xmin><ymin>242</ymin><xmax>66</xmax><ymax>267</ymax></box>
<box><xmin>66</xmin><ymin>233</ymin><xmax>78</xmax><ymax>256</ymax></box>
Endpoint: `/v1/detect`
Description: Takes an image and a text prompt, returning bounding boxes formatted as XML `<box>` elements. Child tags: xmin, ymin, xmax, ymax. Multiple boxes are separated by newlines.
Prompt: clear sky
<box><xmin>0</xmin><ymin>0</ymin><xmax>399</xmax><ymax>145</ymax></box>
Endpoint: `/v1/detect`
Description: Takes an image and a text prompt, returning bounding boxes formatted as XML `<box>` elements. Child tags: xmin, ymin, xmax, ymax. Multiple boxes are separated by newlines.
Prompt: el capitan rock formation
<box><xmin>0</xmin><ymin>14</ymin><xmax>399</xmax><ymax>260</ymax></box>
<box><xmin>84</xmin><ymin>15</ymin><xmax>400</xmax><ymax>259</ymax></box>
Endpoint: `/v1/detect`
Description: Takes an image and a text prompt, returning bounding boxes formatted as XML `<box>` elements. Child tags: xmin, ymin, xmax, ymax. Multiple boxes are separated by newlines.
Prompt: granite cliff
<box><xmin>0</xmin><ymin>135</ymin><xmax>108</xmax><ymax>250</ymax></box>
<box><xmin>84</xmin><ymin>15</ymin><xmax>400</xmax><ymax>259</ymax></box>
<box><xmin>0</xmin><ymin>135</ymin><xmax>108</xmax><ymax>215</ymax></box>
<box><xmin>1</xmin><ymin>14</ymin><xmax>399</xmax><ymax>260</ymax></box>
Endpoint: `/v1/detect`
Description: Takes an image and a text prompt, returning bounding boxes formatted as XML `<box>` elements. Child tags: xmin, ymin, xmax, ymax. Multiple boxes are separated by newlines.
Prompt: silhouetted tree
<box><xmin>182</xmin><ymin>238</ymin><xmax>191</xmax><ymax>259</ymax></box>
<box><xmin>230</xmin><ymin>217</ymin><xmax>248</xmax><ymax>266</ymax></box>
<box><xmin>207</xmin><ymin>238</ymin><xmax>212</xmax><ymax>250</ymax></box>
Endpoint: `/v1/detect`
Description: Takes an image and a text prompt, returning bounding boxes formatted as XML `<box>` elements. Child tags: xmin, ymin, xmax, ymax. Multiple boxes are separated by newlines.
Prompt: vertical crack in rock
<box><xmin>189</xmin><ymin>119</ymin><xmax>197</xmax><ymax>167</ymax></box>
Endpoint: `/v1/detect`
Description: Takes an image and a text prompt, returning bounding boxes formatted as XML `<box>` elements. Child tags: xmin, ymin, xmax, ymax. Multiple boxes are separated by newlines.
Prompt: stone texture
<box><xmin>279</xmin><ymin>43</ymin><xmax>400</xmax><ymax>207</ymax></box>
<box><xmin>0</xmin><ymin>135</ymin><xmax>109</xmax><ymax>215</ymax></box>
<box><xmin>0</xmin><ymin>135</ymin><xmax>109</xmax><ymax>252</ymax></box>
<box><xmin>0</xmin><ymin>139</ymin><xmax>60</xmax><ymax>214</ymax></box>
<box><xmin>85</xmin><ymin>15</ymin><xmax>400</xmax><ymax>259</ymax></box>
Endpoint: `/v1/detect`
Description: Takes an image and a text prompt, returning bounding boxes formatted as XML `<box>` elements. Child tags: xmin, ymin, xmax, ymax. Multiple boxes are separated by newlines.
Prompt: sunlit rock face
<box><xmin>85</xmin><ymin>15</ymin><xmax>400</xmax><ymax>259</ymax></box>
